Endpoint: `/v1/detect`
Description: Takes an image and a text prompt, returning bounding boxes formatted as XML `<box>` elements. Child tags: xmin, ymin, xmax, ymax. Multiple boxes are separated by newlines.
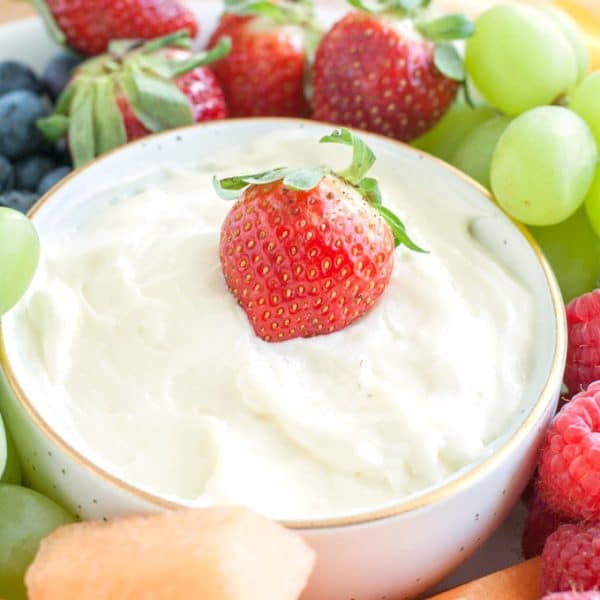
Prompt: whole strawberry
<box><xmin>38</xmin><ymin>33</ymin><xmax>230</xmax><ymax>167</ymax></box>
<box><xmin>312</xmin><ymin>1</ymin><xmax>474</xmax><ymax>142</ymax></box>
<box><xmin>215</xmin><ymin>128</ymin><xmax>423</xmax><ymax>342</ymax></box>
<box><xmin>207</xmin><ymin>0</ymin><xmax>320</xmax><ymax>117</ymax></box>
<box><xmin>30</xmin><ymin>0</ymin><xmax>199</xmax><ymax>56</ymax></box>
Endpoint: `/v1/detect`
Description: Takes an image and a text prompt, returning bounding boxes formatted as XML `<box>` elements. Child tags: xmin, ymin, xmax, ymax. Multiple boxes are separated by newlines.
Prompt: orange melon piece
<box><xmin>426</xmin><ymin>557</ymin><xmax>541</xmax><ymax>600</ymax></box>
<box><xmin>25</xmin><ymin>507</ymin><xmax>315</xmax><ymax>600</ymax></box>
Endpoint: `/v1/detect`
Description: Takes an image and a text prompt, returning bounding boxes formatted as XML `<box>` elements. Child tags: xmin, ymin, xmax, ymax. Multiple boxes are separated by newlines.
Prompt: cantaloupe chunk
<box><xmin>25</xmin><ymin>507</ymin><xmax>315</xmax><ymax>600</ymax></box>
<box><xmin>427</xmin><ymin>558</ymin><xmax>541</xmax><ymax>600</ymax></box>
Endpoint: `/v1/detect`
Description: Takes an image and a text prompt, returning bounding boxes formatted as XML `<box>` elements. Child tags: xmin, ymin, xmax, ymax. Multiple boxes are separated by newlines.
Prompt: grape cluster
<box><xmin>412</xmin><ymin>4</ymin><xmax>600</xmax><ymax>302</ymax></box>
<box><xmin>0</xmin><ymin>209</ymin><xmax>72</xmax><ymax>600</ymax></box>
<box><xmin>0</xmin><ymin>414</ymin><xmax>74</xmax><ymax>600</ymax></box>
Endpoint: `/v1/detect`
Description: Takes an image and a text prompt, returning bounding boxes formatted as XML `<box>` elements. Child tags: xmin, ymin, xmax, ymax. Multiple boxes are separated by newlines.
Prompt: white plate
<box><xmin>0</xmin><ymin>2</ymin><xmax>527</xmax><ymax>595</ymax></box>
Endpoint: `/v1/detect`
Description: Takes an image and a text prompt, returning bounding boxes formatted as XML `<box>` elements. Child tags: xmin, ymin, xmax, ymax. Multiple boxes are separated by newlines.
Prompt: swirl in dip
<box><xmin>12</xmin><ymin>131</ymin><xmax>534</xmax><ymax>520</ymax></box>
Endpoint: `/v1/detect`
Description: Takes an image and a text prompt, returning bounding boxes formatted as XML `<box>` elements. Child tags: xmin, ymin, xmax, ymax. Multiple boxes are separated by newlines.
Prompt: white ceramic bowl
<box><xmin>0</xmin><ymin>119</ymin><xmax>565</xmax><ymax>600</ymax></box>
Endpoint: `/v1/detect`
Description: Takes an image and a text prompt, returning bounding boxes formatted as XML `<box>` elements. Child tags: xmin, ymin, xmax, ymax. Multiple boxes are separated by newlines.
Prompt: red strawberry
<box><xmin>38</xmin><ymin>33</ymin><xmax>230</xmax><ymax>167</ymax></box>
<box><xmin>215</xmin><ymin>128</ymin><xmax>423</xmax><ymax>342</ymax></box>
<box><xmin>312</xmin><ymin>2</ymin><xmax>474</xmax><ymax>142</ymax></box>
<box><xmin>31</xmin><ymin>0</ymin><xmax>199</xmax><ymax>56</ymax></box>
<box><xmin>115</xmin><ymin>47</ymin><xmax>228</xmax><ymax>142</ymax></box>
<box><xmin>207</xmin><ymin>1</ymin><xmax>320</xmax><ymax>117</ymax></box>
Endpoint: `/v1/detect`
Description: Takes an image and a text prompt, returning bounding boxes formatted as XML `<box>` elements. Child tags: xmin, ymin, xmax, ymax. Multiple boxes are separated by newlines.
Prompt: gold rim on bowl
<box><xmin>0</xmin><ymin>117</ymin><xmax>567</xmax><ymax>530</ymax></box>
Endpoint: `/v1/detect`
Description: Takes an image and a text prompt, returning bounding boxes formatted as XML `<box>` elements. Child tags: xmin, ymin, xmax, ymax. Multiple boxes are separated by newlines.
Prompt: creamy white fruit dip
<box><xmin>14</xmin><ymin>131</ymin><xmax>534</xmax><ymax>520</ymax></box>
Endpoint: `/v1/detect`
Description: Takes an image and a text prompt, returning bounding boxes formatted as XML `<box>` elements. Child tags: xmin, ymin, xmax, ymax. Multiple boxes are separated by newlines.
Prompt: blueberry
<box><xmin>0</xmin><ymin>91</ymin><xmax>50</xmax><ymax>160</ymax></box>
<box><xmin>0</xmin><ymin>61</ymin><xmax>42</xmax><ymax>98</ymax></box>
<box><xmin>0</xmin><ymin>190</ymin><xmax>39</xmax><ymax>213</ymax></box>
<box><xmin>0</xmin><ymin>155</ymin><xmax>14</xmax><ymax>193</ymax></box>
<box><xmin>41</xmin><ymin>52</ymin><xmax>83</xmax><ymax>101</ymax></box>
<box><xmin>14</xmin><ymin>155</ymin><xmax>57</xmax><ymax>192</ymax></box>
<box><xmin>37</xmin><ymin>166</ymin><xmax>71</xmax><ymax>195</ymax></box>
<box><xmin>52</xmin><ymin>139</ymin><xmax>72</xmax><ymax>167</ymax></box>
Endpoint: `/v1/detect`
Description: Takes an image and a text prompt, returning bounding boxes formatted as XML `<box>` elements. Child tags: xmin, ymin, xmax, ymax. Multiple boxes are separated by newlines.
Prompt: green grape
<box><xmin>529</xmin><ymin>208</ymin><xmax>600</xmax><ymax>303</ymax></box>
<box><xmin>465</xmin><ymin>4</ymin><xmax>577</xmax><ymax>115</ymax></box>
<box><xmin>0</xmin><ymin>416</ymin><xmax>5</xmax><ymax>485</ymax></box>
<box><xmin>0</xmin><ymin>416</ymin><xmax>21</xmax><ymax>485</ymax></box>
<box><xmin>0</xmin><ymin>485</ymin><xmax>74</xmax><ymax>600</ymax></box>
<box><xmin>0</xmin><ymin>208</ymin><xmax>40</xmax><ymax>315</ymax></box>
<box><xmin>450</xmin><ymin>116</ymin><xmax>512</xmax><ymax>189</ymax></box>
<box><xmin>584</xmin><ymin>168</ymin><xmax>600</xmax><ymax>238</ymax></box>
<box><xmin>491</xmin><ymin>106</ymin><xmax>597</xmax><ymax>226</ymax></box>
<box><xmin>541</xmin><ymin>6</ymin><xmax>590</xmax><ymax>84</ymax></box>
<box><xmin>411</xmin><ymin>101</ymin><xmax>496</xmax><ymax>162</ymax></box>
<box><xmin>570</xmin><ymin>71</ymin><xmax>600</xmax><ymax>148</ymax></box>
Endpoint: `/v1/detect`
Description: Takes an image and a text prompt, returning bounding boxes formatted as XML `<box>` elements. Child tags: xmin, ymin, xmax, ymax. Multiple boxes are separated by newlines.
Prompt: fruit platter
<box><xmin>0</xmin><ymin>1</ymin><xmax>600</xmax><ymax>599</ymax></box>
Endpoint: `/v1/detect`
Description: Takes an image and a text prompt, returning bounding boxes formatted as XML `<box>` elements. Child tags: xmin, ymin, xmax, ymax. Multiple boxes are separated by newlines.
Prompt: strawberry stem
<box><xmin>141</xmin><ymin>30</ymin><xmax>193</xmax><ymax>53</ymax></box>
<box><xmin>167</xmin><ymin>37</ymin><xmax>232</xmax><ymax>77</ymax></box>
<box><xmin>320</xmin><ymin>128</ymin><xmax>374</xmax><ymax>184</ymax></box>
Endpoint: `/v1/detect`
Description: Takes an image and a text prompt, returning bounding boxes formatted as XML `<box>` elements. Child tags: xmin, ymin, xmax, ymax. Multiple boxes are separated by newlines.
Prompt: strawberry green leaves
<box><xmin>213</xmin><ymin>167</ymin><xmax>327</xmax><ymax>199</ymax></box>
<box><xmin>417</xmin><ymin>14</ymin><xmax>474</xmax><ymax>43</ymax></box>
<box><xmin>225</xmin><ymin>0</ymin><xmax>318</xmax><ymax>27</ymax></box>
<box><xmin>119</xmin><ymin>66</ymin><xmax>194</xmax><ymax>132</ymax></box>
<box><xmin>347</xmin><ymin>0</ymin><xmax>428</xmax><ymax>16</ymax></box>
<box><xmin>214</xmin><ymin>128</ymin><xmax>424</xmax><ymax>253</ymax></box>
<box><xmin>139</xmin><ymin>29</ymin><xmax>193</xmax><ymax>53</ymax></box>
<box><xmin>321</xmin><ymin>128</ymin><xmax>425</xmax><ymax>251</ymax></box>
<box><xmin>37</xmin><ymin>85</ymin><xmax>76</xmax><ymax>142</ymax></box>
<box><xmin>433</xmin><ymin>44</ymin><xmax>466</xmax><ymax>82</ymax></box>
<box><xmin>36</xmin><ymin>114</ymin><xmax>69</xmax><ymax>141</ymax></box>
<box><xmin>225</xmin><ymin>1</ymin><xmax>290</xmax><ymax>22</ymax></box>
<box><xmin>37</xmin><ymin>32</ymin><xmax>231</xmax><ymax>168</ymax></box>
<box><xmin>94</xmin><ymin>79</ymin><xmax>127</xmax><ymax>156</ymax></box>
<box><xmin>69</xmin><ymin>82</ymin><xmax>96</xmax><ymax>168</ymax></box>
<box><xmin>136</xmin><ymin>37</ymin><xmax>232</xmax><ymax>79</ymax></box>
<box><xmin>320</xmin><ymin>128</ymin><xmax>375</xmax><ymax>184</ymax></box>
<box><xmin>377</xmin><ymin>206</ymin><xmax>425</xmax><ymax>252</ymax></box>
<box><xmin>357</xmin><ymin>177</ymin><xmax>382</xmax><ymax>205</ymax></box>
<box><xmin>416</xmin><ymin>14</ymin><xmax>474</xmax><ymax>82</ymax></box>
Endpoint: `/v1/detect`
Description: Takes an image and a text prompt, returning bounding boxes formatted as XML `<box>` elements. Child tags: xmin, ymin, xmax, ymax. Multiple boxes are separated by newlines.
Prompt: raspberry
<box><xmin>522</xmin><ymin>484</ymin><xmax>571</xmax><ymax>559</ymax></box>
<box><xmin>543</xmin><ymin>594</ymin><xmax>600</xmax><ymax>600</ymax></box>
<box><xmin>541</xmin><ymin>522</ymin><xmax>600</xmax><ymax>594</ymax></box>
<box><xmin>538</xmin><ymin>382</ymin><xmax>600</xmax><ymax>520</ymax></box>
<box><xmin>565</xmin><ymin>290</ymin><xmax>600</xmax><ymax>396</ymax></box>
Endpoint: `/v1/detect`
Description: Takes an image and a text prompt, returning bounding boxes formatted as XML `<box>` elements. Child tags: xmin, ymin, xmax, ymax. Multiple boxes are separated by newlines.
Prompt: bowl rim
<box><xmin>0</xmin><ymin>117</ymin><xmax>567</xmax><ymax>530</ymax></box>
